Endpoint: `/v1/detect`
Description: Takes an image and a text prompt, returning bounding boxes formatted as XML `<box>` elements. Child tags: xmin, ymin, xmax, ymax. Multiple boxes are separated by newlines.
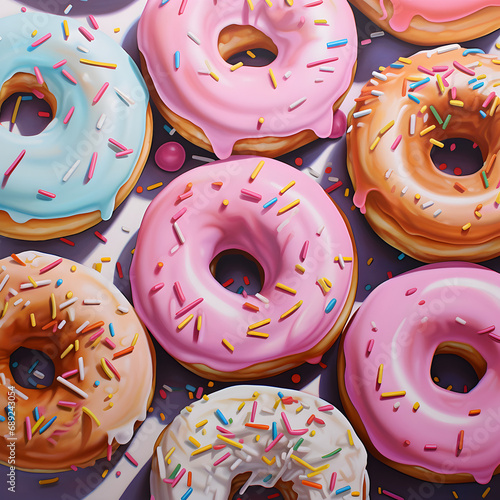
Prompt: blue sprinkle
<box><xmin>263</xmin><ymin>197</ymin><xmax>278</xmax><ymax>209</ymax></box>
<box><xmin>163</xmin><ymin>124</ymin><xmax>173</xmax><ymax>133</ymax></box>
<box><xmin>5</xmin><ymin>406</ymin><xmax>14</xmax><ymax>419</ymax></box>
<box><xmin>263</xmin><ymin>474</ymin><xmax>273</xmax><ymax>483</ymax></box>
<box><xmin>325</xmin><ymin>298</ymin><xmax>337</xmax><ymax>313</ymax></box>
<box><xmin>463</xmin><ymin>48</ymin><xmax>485</xmax><ymax>56</ymax></box>
<box><xmin>185</xmin><ymin>384</ymin><xmax>196</xmax><ymax>392</ymax></box>
<box><xmin>174</xmin><ymin>50</ymin><xmax>180</xmax><ymax>70</ymax></box>
<box><xmin>327</xmin><ymin>38</ymin><xmax>347</xmax><ymax>48</ymax></box>
<box><xmin>181</xmin><ymin>488</ymin><xmax>193</xmax><ymax>500</ymax></box>
<box><xmin>39</xmin><ymin>416</ymin><xmax>57</xmax><ymax>434</ymax></box>
<box><xmin>109</xmin><ymin>323</ymin><xmax>115</xmax><ymax>337</ymax></box>
<box><xmin>365</xmin><ymin>284</ymin><xmax>372</xmax><ymax>291</ymax></box>
<box><xmin>480</xmin><ymin>110</ymin><xmax>487</xmax><ymax>118</ymax></box>
<box><xmin>390</xmin><ymin>63</ymin><xmax>404</xmax><ymax>69</ymax></box>
<box><xmin>408</xmin><ymin>94</ymin><xmax>420</xmax><ymax>104</ymax></box>
<box><xmin>335</xmin><ymin>485</ymin><xmax>351</xmax><ymax>494</ymax></box>
<box><xmin>28</xmin><ymin>359</ymin><xmax>39</xmax><ymax>374</ymax></box>
<box><xmin>398</xmin><ymin>253</ymin><xmax>406</xmax><ymax>260</ymax></box>
<box><xmin>473</xmin><ymin>82</ymin><xmax>485</xmax><ymax>90</ymax></box>
<box><xmin>11</xmin><ymin>362</ymin><xmax>18</xmax><ymax>368</ymax></box>
<box><xmin>236</xmin><ymin>286</ymin><xmax>244</xmax><ymax>294</ymax></box>
<box><xmin>94</xmin><ymin>381</ymin><xmax>100</xmax><ymax>387</ymax></box>
<box><xmin>56</xmin><ymin>279</ymin><xmax>63</xmax><ymax>287</ymax></box>
<box><xmin>468</xmin><ymin>78</ymin><xmax>477</xmax><ymax>85</ymax></box>
<box><xmin>28</xmin><ymin>377</ymin><xmax>37</xmax><ymax>387</ymax></box>
<box><xmin>0</xmin><ymin>415</ymin><xmax>5</xmax><ymax>422</ymax></box>
<box><xmin>22</xmin><ymin>95</ymin><xmax>33</xmax><ymax>101</ymax></box>
<box><xmin>161</xmin><ymin>0</ymin><xmax>171</xmax><ymax>5</ymax></box>
<box><xmin>34</xmin><ymin>407</ymin><xmax>39</xmax><ymax>421</ymax></box>
<box><xmin>277</xmin><ymin>391</ymin><xmax>284</xmax><ymax>399</ymax></box>
<box><xmin>409</xmin><ymin>77</ymin><xmax>430</xmax><ymax>89</ymax></box>
<box><xmin>272</xmin><ymin>421</ymin><xmax>277</xmax><ymax>439</ymax></box>
<box><xmin>215</xmin><ymin>409</ymin><xmax>229</xmax><ymax>425</ymax></box>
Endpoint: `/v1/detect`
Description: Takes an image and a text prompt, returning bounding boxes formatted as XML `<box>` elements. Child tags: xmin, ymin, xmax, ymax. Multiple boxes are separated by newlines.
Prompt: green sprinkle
<box><xmin>229</xmin><ymin>418</ymin><xmax>233</xmax><ymax>424</ymax></box>
<box><xmin>429</xmin><ymin>105</ymin><xmax>443</xmax><ymax>125</ymax></box>
<box><xmin>263</xmin><ymin>474</ymin><xmax>273</xmax><ymax>483</ymax></box>
<box><xmin>169</xmin><ymin>463</ymin><xmax>181</xmax><ymax>479</ymax></box>
<box><xmin>442</xmin><ymin>114</ymin><xmax>452</xmax><ymax>130</ymax></box>
<box><xmin>322</xmin><ymin>447</ymin><xmax>342</xmax><ymax>459</ymax></box>
<box><xmin>482</xmin><ymin>171</ymin><xmax>489</xmax><ymax>188</ymax></box>
<box><xmin>293</xmin><ymin>438</ymin><xmax>304</xmax><ymax>451</ymax></box>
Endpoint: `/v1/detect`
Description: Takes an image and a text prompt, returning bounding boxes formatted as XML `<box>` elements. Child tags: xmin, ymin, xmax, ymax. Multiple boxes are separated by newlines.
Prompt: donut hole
<box><xmin>431</xmin><ymin>138</ymin><xmax>485</xmax><ymax>176</ymax></box>
<box><xmin>229</xmin><ymin>472</ymin><xmax>296</xmax><ymax>499</ymax></box>
<box><xmin>218</xmin><ymin>25</ymin><xmax>278</xmax><ymax>68</ymax></box>
<box><xmin>210</xmin><ymin>249</ymin><xmax>264</xmax><ymax>295</ymax></box>
<box><xmin>0</xmin><ymin>73</ymin><xmax>56</xmax><ymax>136</ymax></box>
<box><xmin>9</xmin><ymin>347</ymin><xmax>55</xmax><ymax>390</ymax></box>
<box><xmin>430</xmin><ymin>342</ymin><xmax>486</xmax><ymax>393</ymax></box>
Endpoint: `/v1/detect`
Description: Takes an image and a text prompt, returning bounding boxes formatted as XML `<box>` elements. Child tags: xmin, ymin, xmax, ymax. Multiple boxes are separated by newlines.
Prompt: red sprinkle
<box><xmin>60</xmin><ymin>237</ymin><xmax>75</xmax><ymax>246</ymax></box>
<box><xmin>159</xmin><ymin>389</ymin><xmax>167</xmax><ymax>399</ymax></box>
<box><xmin>222</xmin><ymin>279</ymin><xmax>234</xmax><ymax>287</ymax></box>
<box><xmin>325</xmin><ymin>181</ymin><xmax>342</xmax><ymax>193</ymax></box>
<box><xmin>116</xmin><ymin>262</ymin><xmax>123</xmax><ymax>279</ymax></box>
<box><xmin>94</xmin><ymin>231</ymin><xmax>107</xmax><ymax>243</ymax></box>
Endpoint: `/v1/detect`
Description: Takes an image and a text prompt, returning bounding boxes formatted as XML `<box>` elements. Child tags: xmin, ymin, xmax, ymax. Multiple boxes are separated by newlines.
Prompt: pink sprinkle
<box><xmin>79</xmin><ymin>26</ymin><xmax>94</xmax><ymax>41</ymax></box>
<box><xmin>171</xmin><ymin>468</ymin><xmax>185</xmax><ymax>487</ymax></box>
<box><xmin>196</xmin><ymin>386</ymin><xmax>203</xmax><ymax>399</ymax></box>
<box><xmin>391</xmin><ymin>135</ymin><xmax>402</xmax><ymax>151</ymax></box>
<box><xmin>300</xmin><ymin>240</ymin><xmax>309</xmax><ymax>261</ymax></box>
<box><xmin>116</xmin><ymin>149</ymin><xmax>133</xmax><ymax>158</ymax></box>
<box><xmin>175</xmin><ymin>297</ymin><xmax>204</xmax><ymax>318</ymax></box>
<box><xmin>5</xmin><ymin>150</ymin><xmax>26</xmax><ymax>177</ymax></box>
<box><xmin>62</xmin><ymin>69</ymin><xmax>77</xmax><ymax>84</ymax></box>
<box><xmin>109</xmin><ymin>137</ymin><xmax>127</xmax><ymax>151</ymax></box>
<box><xmin>107</xmin><ymin>444</ymin><xmax>112</xmax><ymax>461</ymax></box>
<box><xmin>483</xmin><ymin>92</ymin><xmax>496</xmax><ymax>108</ymax></box>
<box><xmin>216</xmin><ymin>426</ymin><xmax>234</xmax><ymax>437</ymax></box>
<box><xmin>366</xmin><ymin>338</ymin><xmax>374</xmax><ymax>355</ymax></box>
<box><xmin>116</xmin><ymin>471</ymin><xmax>121</xmax><ymax>477</ymax></box>
<box><xmin>382</xmin><ymin>490</ymin><xmax>405</xmax><ymax>500</ymax></box>
<box><xmin>477</xmin><ymin>325</ymin><xmax>495</xmax><ymax>335</ymax></box>
<box><xmin>417</xmin><ymin>65</ymin><xmax>434</xmax><ymax>76</ymax></box>
<box><xmin>31</xmin><ymin>33</ymin><xmax>52</xmax><ymax>47</ymax></box>
<box><xmin>40</xmin><ymin>258</ymin><xmax>63</xmax><ymax>274</ymax></box>
<box><xmin>104</xmin><ymin>338</ymin><xmax>116</xmax><ymax>349</ymax></box>
<box><xmin>177</xmin><ymin>191</ymin><xmax>193</xmax><ymax>202</ymax></box>
<box><xmin>63</xmin><ymin>106</ymin><xmax>75</xmax><ymax>124</ymax></box>
<box><xmin>298</xmin><ymin>16</ymin><xmax>305</xmax><ymax>28</ymax></box>
<box><xmin>124</xmin><ymin>452</ymin><xmax>138</xmax><ymax>466</ymax></box>
<box><xmin>71</xmin><ymin>465</ymin><xmax>78</xmax><ymax>471</ymax></box>
<box><xmin>405</xmin><ymin>287</ymin><xmax>417</xmax><ymax>296</ymax></box>
<box><xmin>318</xmin><ymin>405</ymin><xmax>334</xmax><ymax>411</ymax></box>
<box><xmin>174</xmin><ymin>281</ymin><xmax>186</xmax><ymax>304</ymax></box>
<box><xmin>330</xmin><ymin>471</ymin><xmax>337</xmax><ymax>491</ymax></box>
<box><xmin>53</xmin><ymin>59</ymin><xmax>67</xmax><ymax>69</ymax></box>
<box><xmin>104</xmin><ymin>358</ymin><xmax>121</xmax><ymax>380</ymax></box>
<box><xmin>241</xmin><ymin>188</ymin><xmax>262</xmax><ymax>201</ymax></box>
<box><xmin>151</xmin><ymin>282</ymin><xmax>164</xmax><ymax>292</ymax></box>
<box><xmin>34</xmin><ymin>66</ymin><xmax>44</xmax><ymax>85</ymax></box>
<box><xmin>360</xmin><ymin>39</ymin><xmax>371</xmax><ymax>46</ymax></box>
<box><xmin>89</xmin><ymin>15</ymin><xmax>99</xmax><ymax>29</ymax></box>
<box><xmin>453</xmin><ymin>60</ymin><xmax>475</xmax><ymax>76</ymax></box>
<box><xmin>306</xmin><ymin>57</ymin><xmax>338</xmax><ymax>68</ymax></box>
<box><xmin>58</xmin><ymin>400</ymin><xmax>77</xmax><ymax>407</ymax></box>
<box><xmin>46</xmin><ymin>437</ymin><xmax>57</xmax><ymax>446</ymax></box>
<box><xmin>213</xmin><ymin>444</ymin><xmax>226</xmax><ymax>450</ymax></box>
<box><xmin>88</xmin><ymin>152</ymin><xmax>98</xmax><ymax>180</ymax></box>
<box><xmin>281</xmin><ymin>412</ymin><xmax>308</xmax><ymax>435</ymax></box>
<box><xmin>450</xmin><ymin>143</ymin><xmax>456</xmax><ymax>151</ymax></box>
<box><xmin>213</xmin><ymin>453</ymin><xmax>230</xmax><ymax>466</ymax></box>
<box><xmin>26</xmin><ymin>416</ymin><xmax>32</xmax><ymax>441</ymax></box>
<box><xmin>32</xmin><ymin>88</ymin><xmax>44</xmax><ymax>99</ymax></box>
<box><xmin>251</xmin><ymin>401</ymin><xmax>257</xmax><ymax>422</ymax></box>
<box><xmin>242</xmin><ymin>289</ymin><xmax>248</xmax><ymax>298</ymax></box>
<box><xmin>38</xmin><ymin>189</ymin><xmax>56</xmax><ymax>199</ymax></box>
<box><xmin>489</xmin><ymin>332</ymin><xmax>500</xmax><ymax>342</ymax></box>
<box><xmin>61</xmin><ymin>369</ymin><xmax>78</xmax><ymax>378</ymax></box>
<box><xmin>424</xmin><ymin>444</ymin><xmax>437</xmax><ymax>451</ymax></box>
<box><xmin>172</xmin><ymin>207</ymin><xmax>187</xmax><ymax>221</ymax></box>
<box><xmin>432</xmin><ymin>65</ymin><xmax>448</xmax><ymax>72</ymax></box>
<box><xmin>93</xmin><ymin>82</ymin><xmax>109</xmax><ymax>105</ymax></box>
<box><xmin>94</xmin><ymin>230</ymin><xmax>106</xmax><ymax>242</ymax></box>
<box><xmin>265</xmin><ymin>432</ymin><xmax>284</xmax><ymax>452</ymax></box>
<box><xmin>89</xmin><ymin>328</ymin><xmax>105</xmax><ymax>342</ymax></box>
<box><xmin>451</xmin><ymin>87</ymin><xmax>457</xmax><ymax>100</ymax></box>
<box><xmin>305</xmin><ymin>0</ymin><xmax>323</xmax><ymax>6</ymax></box>
<box><xmin>179</xmin><ymin>0</ymin><xmax>189</xmax><ymax>14</ymax></box>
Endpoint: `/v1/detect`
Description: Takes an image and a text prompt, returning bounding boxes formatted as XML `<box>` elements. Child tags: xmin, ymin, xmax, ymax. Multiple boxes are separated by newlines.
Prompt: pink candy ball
<box><xmin>155</xmin><ymin>142</ymin><xmax>186</xmax><ymax>172</ymax></box>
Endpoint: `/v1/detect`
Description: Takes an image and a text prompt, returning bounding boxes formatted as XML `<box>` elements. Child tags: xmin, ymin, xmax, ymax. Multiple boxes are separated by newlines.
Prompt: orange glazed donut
<box><xmin>347</xmin><ymin>46</ymin><xmax>500</xmax><ymax>263</ymax></box>
<box><xmin>0</xmin><ymin>251</ymin><xmax>155</xmax><ymax>471</ymax></box>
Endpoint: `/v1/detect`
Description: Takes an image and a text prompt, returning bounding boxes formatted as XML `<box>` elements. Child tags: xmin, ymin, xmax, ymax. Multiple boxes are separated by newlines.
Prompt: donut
<box><xmin>0</xmin><ymin>12</ymin><xmax>152</xmax><ymax>241</ymax></box>
<box><xmin>338</xmin><ymin>262</ymin><xmax>500</xmax><ymax>484</ymax></box>
<box><xmin>151</xmin><ymin>385</ymin><xmax>369</xmax><ymax>499</ymax></box>
<box><xmin>0</xmin><ymin>251</ymin><xmax>155</xmax><ymax>471</ymax></box>
<box><xmin>346</xmin><ymin>46</ymin><xmax>500</xmax><ymax>263</ymax></box>
<box><xmin>130</xmin><ymin>156</ymin><xmax>357</xmax><ymax>381</ymax></box>
<box><xmin>138</xmin><ymin>0</ymin><xmax>357</xmax><ymax>159</ymax></box>
<box><xmin>348</xmin><ymin>0</ymin><xmax>500</xmax><ymax>45</ymax></box>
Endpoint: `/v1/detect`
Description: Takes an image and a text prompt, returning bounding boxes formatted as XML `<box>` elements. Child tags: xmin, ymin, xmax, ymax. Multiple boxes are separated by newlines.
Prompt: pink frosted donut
<box><xmin>138</xmin><ymin>0</ymin><xmax>358</xmax><ymax>159</ymax></box>
<box><xmin>130</xmin><ymin>156</ymin><xmax>357</xmax><ymax>380</ymax></box>
<box><xmin>339</xmin><ymin>262</ymin><xmax>500</xmax><ymax>484</ymax></box>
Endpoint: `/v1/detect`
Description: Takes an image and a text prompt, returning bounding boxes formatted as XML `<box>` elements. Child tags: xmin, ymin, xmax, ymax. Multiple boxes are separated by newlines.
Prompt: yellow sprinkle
<box><xmin>369</xmin><ymin>136</ymin><xmax>381</xmax><ymax>150</ymax></box>
<box><xmin>217</xmin><ymin>434</ymin><xmax>243</xmax><ymax>449</ymax></box>
<box><xmin>28</xmin><ymin>275</ymin><xmax>38</xmax><ymax>288</ymax></box>
<box><xmin>430</xmin><ymin>138</ymin><xmax>444</xmax><ymax>148</ymax></box>
<box><xmin>406</xmin><ymin>75</ymin><xmax>424</xmax><ymax>82</ymax></box>
<box><xmin>196</xmin><ymin>315</ymin><xmax>202</xmax><ymax>331</ymax></box>
<box><xmin>32</xmin><ymin>416</ymin><xmax>45</xmax><ymax>434</ymax></box>
<box><xmin>147</xmin><ymin>182</ymin><xmax>163</xmax><ymax>191</ymax></box>
<box><xmin>262</xmin><ymin>455</ymin><xmax>276</xmax><ymax>465</ymax></box>
<box><xmin>420</xmin><ymin>125</ymin><xmax>436</xmax><ymax>136</ymax></box>
<box><xmin>39</xmin><ymin>477</ymin><xmax>59</xmax><ymax>485</ymax></box>
<box><xmin>347</xmin><ymin>429</ymin><xmax>354</xmax><ymax>446</ymax></box>
<box><xmin>381</xmin><ymin>391</ymin><xmax>406</xmax><ymax>398</ymax></box>
<box><xmin>11</xmin><ymin>96</ymin><xmax>22</xmax><ymax>124</ymax></box>
<box><xmin>279</xmin><ymin>180</ymin><xmax>295</xmax><ymax>195</ymax></box>
<box><xmin>415</xmin><ymin>193</ymin><xmax>421</xmax><ymax>200</ymax></box>
<box><xmin>436</xmin><ymin>74</ymin><xmax>445</xmax><ymax>94</ymax></box>
<box><xmin>483</xmin><ymin>487</ymin><xmax>491</xmax><ymax>498</ymax></box>
<box><xmin>269</xmin><ymin>68</ymin><xmax>277</xmax><ymax>89</ymax></box>
<box><xmin>60</xmin><ymin>344</ymin><xmax>74</xmax><ymax>359</ymax></box>
<box><xmin>286</xmin><ymin>0</ymin><xmax>293</xmax><ymax>5</ymax></box>
<box><xmin>50</xmin><ymin>292</ymin><xmax>56</xmax><ymax>319</ymax></box>
<box><xmin>75</xmin><ymin>339</ymin><xmax>79</xmax><ymax>352</ymax></box>
<box><xmin>277</xmin><ymin>199</ymin><xmax>300</xmax><ymax>215</ymax></box>
<box><xmin>246</xmin><ymin>0</ymin><xmax>254</xmax><ymax>10</ymax></box>
<box><xmin>101</xmin><ymin>257</ymin><xmax>111</xmax><ymax>262</ymax></box>
<box><xmin>114</xmin><ymin>28</ymin><xmax>120</xmax><ymax>33</ymax></box>
<box><xmin>291</xmin><ymin>455</ymin><xmax>315</xmax><ymax>470</ymax></box>
<box><xmin>102</xmin><ymin>470</ymin><xmax>108</xmax><ymax>478</ymax></box>
<box><xmin>413</xmin><ymin>402</ymin><xmax>420</xmax><ymax>411</ymax></box>
<box><xmin>222</xmin><ymin>199</ymin><xmax>229</xmax><ymax>206</ymax></box>
<box><xmin>344</xmin><ymin>188</ymin><xmax>349</xmax><ymax>197</ymax></box>
<box><xmin>70</xmin><ymin>265</ymin><xmax>76</xmax><ymax>272</ymax></box>
<box><xmin>131</xmin><ymin>333</ymin><xmax>139</xmax><ymax>347</ymax></box>
<box><xmin>190</xmin><ymin>444</ymin><xmax>213</xmax><ymax>457</ymax></box>
<box><xmin>334</xmin><ymin>256</ymin><xmax>353</xmax><ymax>262</ymax></box>
<box><xmin>494</xmin><ymin>59</ymin><xmax>500</xmax><ymax>65</ymax></box>
<box><xmin>209</xmin><ymin>72</ymin><xmax>219</xmax><ymax>82</ymax></box>
<box><xmin>66</xmin><ymin>291</ymin><xmax>73</xmax><ymax>299</ymax></box>
<box><xmin>379</xmin><ymin>120</ymin><xmax>394</xmax><ymax>135</ymax></box>
<box><xmin>367</xmin><ymin>257</ymin><xmax>373</xmax><ymax>265</ymax></box>
<box><xmin>377</xmin><ymin>364</ymin><xmax>383</xmax><ymax>385</ymax></box>
<box><xmin>196</xmin><ymin>419</ymin><xmax>208</xmax><ymax>428</ymax></box>
<box><xmin>296</xmin><ymin>405</ymin><xmax>303</xmax><ymax>413</ymax></box>
<box><xmin>276</xmin><ymin>282</ymin><xmax>297</xmax><ymax>295</ymax></box>
<box><xmin>188</xmin><ymin>436</ymin><xmax>200</xmax><ymax>448</ymax></box>
<box><xmin>203</xmin><ymin>394</ymin><xmax>209</xmax><ymax>401</ymax></box>
<box><xmin>248</xmin><ymin>318</ymin><xmax>271</xmax><ymax>330</ymax></box>
<box><xmin>273</xmin><ymin>398</ymin><xmax>281</xmax><ymax>410</ymax></box>
<box><xmin>452</xmin><ymin>492</ymin><xmax>458</xmax><ymax>499</ymax></box>
<box><xmin>265</xmin><ymin>0</ymin><xmax>273</xmax><ymax>6</ymax></box>
<box><xmin>247</xmin><ymin>50</ymin><xmax>256</xmax><ymax>58</ymax></box>
<box><xmin>63</xmin><ymin>19</ymin><xmax>69</xmax><ymax>38</ymax></box>
<box><xmin>490</xmin><ymin>96</ymin><xmax>500</xmax><ymax>116</ymax></box>
<box><xmin>94</xmin><ymin>263</ymin><xmax>102</xmax><ymax>273</ymax></box>
<box><xmin>258</xmin><ymin>117</ymin><xmax>265</xmax><ymax>124</ymax></box>
<box><xmin>82</xmin><ymin>407</ymin><xmax>101</xmax><ymax>426</ymax></box>
<box><xmin>477</xmin><ymin>74</ymin><xmax>486</xmax><ymax>80</ymax></box>
<box><xmin>280</xmin><ymin>300</ymin><xmax>303</xmax><ymax>319</ymax></box>
<box><xmin>398</xmin><ymin>57</ymin><xmax>412</xmax><ymax>64</ymax></box>
<box><xmin>306</xmin><ymin>464</ymin><xmax>330</xmax><ymax>477</ymax></box>
<box><xmin>450</xmin><ymin>100</ymin><xmax>464</xmax><ymax>107</ymax></box>
<box><xmin>352</xmin><ymin>493</ymin><xmax>360</xmax><ymax>498</ymax></box>
<box><xmin>164</xmin><ymin>447</ymin><xmax>175</xmax><ymax>461</ymax></box>
<box><xmin>32</xmin><ymin>30</ymin><xmax>38</xmax><ymax>37</ymax></box>
<box><xmin>177</xmin><ymin>314</ymin><xmax>194</xmax><ymax>330</ymax></box>
<box><xmin>420</xmin><ymin>105</ymin><xmax>427</xmax><ymax>114</ymax></box>
<box><xmin>379</xmin><ymin>66</ymin><xmax>385</xmax><ymax>72</ymax></box>
<box><xmin>255</xmin><ymin>434</ymin><xmax>260</xmax><ymax>441</ymax></box>
<box><xmin>295</xmin><ymin>264</ymin><xmax>305</xmax><ymax>274</ymax></box>
<box><xmin>247</xmin><ymin>331</ymin><xmax>269</xmax><ymax>338</ymax></box>
<box><xmin>237</xmin><ymin>402</ymin><xmax>245</xmax><ymax>411</ymax></box>
<box><xmin>30</xmin><ymin>312</ymin><xmax>36</xmax><ymax>327</ymax></box>
<box><xmin>222</xmin><ymin>338</ymin><xmax>234</xmax><ymax>351</ymax></box>
<box><xmin>90</xmin><ymin>336</ymin><xmax>102</xmax><ymax>348</ymax></box>
<box><xmin>462</xmin><ymin>222</ymin><xmax>472</xmax><ymax>231</ymax></box>
<box><xmin>101</xmin><ymin>358</ymin><xmax>114</xmax><ymax>379</ymax></box>
<box><xmin>496</xmin><ymin>191</ymin><xmax>500</xmax><ymax>204</ymax></box>
<box><xmin>79</xmin><ymin>59</ymin><xmax>118</xmax><ymax>69</ymax></box>
<box><xmin>251</xmin><ymin>160</ymin><xmax>265</xmax><ymax>180</ymax></box>
<box><xmin>185</xmin><ymin>406</ymin><xmax>192</xmax><ymax>412</ymax></box>
<box><xmin>202</xmin><ymin>428</ymin><xmax>206</xmax><ymax>435</ymax></box>
<box><xmin>314</xmin><ymin>19</ymin><xmax>327</xmax><ymax>24</ymax></box>
<box><xmin>253</xmin><ymin>391</ymin><xmax>259</xmax><ymax>398</ymax></box>
<box><xmin>317</xmin><ymin>277</ymin><xmax>329</xmax><ymax>293</ymax></box>
<box><xmin>230</xmin><ymin>62</ymin><xmax>244</xmax><ymax>71</ymax></box>
<box><xmin>378</xmin><ymin>488</ymin><xmax>382</xmax><ymax>494</ymax></box>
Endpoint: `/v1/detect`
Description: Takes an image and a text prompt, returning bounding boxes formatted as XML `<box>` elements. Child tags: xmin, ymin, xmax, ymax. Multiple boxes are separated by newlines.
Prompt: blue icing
<box><xmin>0</xmin><ymin>13</ymin><xmax>149</xmax><ymax>223</ymax></box>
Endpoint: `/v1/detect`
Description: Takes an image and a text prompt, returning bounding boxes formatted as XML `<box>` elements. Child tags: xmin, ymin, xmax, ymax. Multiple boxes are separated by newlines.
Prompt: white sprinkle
<box><xmin>410</xmin><ymin>114</ymin><xmax>416</xmax><ymax>135</ymax></box>
<box><xmin>76</xmin><ymin>320</ymin><xmax>90</xmax><ymax>334</ymax></box>
<box><xmin>63</xmin><ymin>160</ymin><xmax>81</xmax><ymax>182</ymax></box>
<box><xmin>60</xmin><ymin>297</ymin><xmax>78</xmax><ymax>310</ymax></box>
<box><xmin>163</xmin><ymin>384</ymin><xmax>173</xmax><ymax>392</ymax></box>
<box><xmin>114</xmin><ymin>87</ymin><xmax>135</xmax><ymax>106</ymax></box>
<box><xmin>58</xmin><ymin>320</ymin><xmax>66</xmax><ymax>330</ymax></box>
<box><xmin>346</xmin><ymin>125</ymin><xmax>353</xmax><ymax>133</ymax></box>
<box><xmin>0</xmin><ymin>373</ymin><xmax>5</xmax><ymax>385</ymax></box>
<box><xmin>369</xmin><ymin>79</ymin><xmax>379</xmax><ymax>86</ymax></box>
<box><xmin>117</xmin><ymin>305</ymin><xmax>129</xmax><ymax>314</ymax></box>
<box><xmin>255</xmin><ymin>293</ymin><xmax>269</xmax><ymax>304</ymax></box>
<box><xmin>168</xmin><ymin>127</ymin><xmax>176</xmax><ymax>136</ymax></box>
<box><xmin>316</xmin><ymin>225</ymin><xmax>325</xmax><ymax>236</ymax></box>
<box><xmin>33</xmin><ymin>370</ymin><xmax>45</xmax><ymax>380</ymax></box>
<box><xmin>78</xmin><ymin>357</ymin><xmax>85</xmax><ymax>381</ymax></box>
<box><xmin>57</xmin><ymin>376</ymin><xmax>88</xmax><ymax>398</ymax></box>
<box><xmin>187</xmin><ymin>31</ymin><xmax>201</xmax><ymax>45</ymax></box>
<box><xmin>64</xmin><ymin>4</ymin><xmax>73</xmax><ymax>14</ymax></box>
<box><xmin>421</xmin><ymin>316</ymin><xmax>428</xmax><ymax>323</ymax></box>
<box><xmin>319</xmin><ymin>66</ymin><xmax>335</xmax><ymax>72</ymax></box>
<box><xmin>433</xmin><ymin>209</ymin><xmax>442</xmax><ymax>218</ymax></box>
<box><xmin>156</xmin><ymin>445</ymin><xmax>167</xmax><ymax>479</ymax></box>
<box><xmin>192</xmin><ymin>155</ymin><xmax>215</xmax><ymax>163</ymax></box>
<box><xmin>83</xmin><ymin>299</ymin><xmax>101</xmax><ymax>305</ymax></box>
<box><xmin>393</xmin><ymin>402</ymin><xmax>400</xmax><ymax>410</ymax></box>
<box><xmin>14</xmin><ymin>298</ymin><xmax>23</xmax><ymax>306</ymax></box>
<box><xmin>170</xmin><ymin>244</ymin><xmax>180</xmax><ymax>255</ymax></box>
<box><xmin>371</xmin><ymin>90</ymin><xmax>384</xmax><ymax>96</ymax></box>
<box><xmin>77</xmin><ymin>45</ymin><xmax>89</xmax><ymax>53</ymax></box>
<box><xmin>8</xmin><ymin>288</ymin><xmax>18</xmax><ymax>296</ymax></box>
<box><xmin>96</xmin><ymin>114</ymin><xmax>107</xmax><ymax>130</ymax></box>
<box><xmin>13</xmin><ymin>387</ymin><xmax>28</xmax><ymax>400</ymax></box>
<box><xmin>372</xmin><ymin>71</ymin><xmax>387</xmax><ymax>81</ymax></box>
<box><xmin>23</xmin><ymin>300</ymin><xmax>30</xmax><ymax>309</ymax></box>
<box><xmin>385</xmin><ymin>169</ymin><xmax>393</xmax><ymax>179</ymax></box>
<box><xmin>421</xmin><ymin>201</ymin><xmax>434</xmax><ymax>209</ymax></box>
<box><xmin>314</xmin><ymin>78</ymin><xmax>324</xmax><ymax>83</ymax></box>
<box><xmin>0</xmin><ymin>274</ymin><xmax>9</xmax><ymax>292</ymax></box>
<box><xmin>289</xmin><ymin>97</ymin><xmax>307</xmax><ymax>110</ymax></box>
<box><xmin>467</xmin><ymin>61</ymin><xmax>480</xmax><ymax>69</ymax></box>
<box><xmin>370</xmin><ymin>31</ymin><xmax>385</xmax><ymax>38</ymax></box>
<box><xmin>308</xmin><ymin>168</ymin><xmax>319</xmax><ymax>178</ymax></box>
<box><xmin>353</xmin><ymin>109</ymin><xmax>372</xmax><ymax>118</ymax></box>
<box><xmin>277</xmin><ymin>218</ymin><xmax>291</xmax><ymax>232</ymax></box>
<box><xmin>371</xmin><ymin>321</ymin><xmax>377</xmax><ymax>331</ymax></box>
<box><xmin>0</xmin><ymin>266</ymin><xmax>5</xmax><ymax>272</ymax></box>
<box><xmin>401</xmin><ymin>186</ymin><xmax>408</xmax><ymax>195</ymax></box>
<box><xmin>68</xmin><ymin>307</ymin><xmax>75</xmax><ymax>322</ymax></box>
<box><xmin>230</xmin><ymin>458</ymin><xmax>243</xmax><ymax>471</ymax></box>
<box><xmin>197</xmin><ymin>69</ymin><xmax>211</xmax><ymax>75</ymax></box>
<box><xmin>284</xmin><ymin>71</ymin><xmax>292</xmax><ymax>79</ymax></box>
<box><xmin>20</xmin><ymin>279</ymin><xmax>52</xmax><ymax>289</ymax></box>
<box><xmin>173</xmin><ymin>222</ymin><xmax>186</xmax><ymax>244</ymax></box>
<box><xmin>437</xmin><ymin>44</ymin><xmax>460</xmax><ymax>54</ymax></box>
<box><xmin>456</xmin><ymin>317</ymin><xmax>466</xmax><ymax>325</ymax></box>
<box><xmin>338</xmin><ymin>254</ymin><xmax>345</xmax><ymax>270</ymax></box>
<box><xmin>121</xmin><ymin>226</ymin><xmax>130</xmax><ymax>233</ymax></box>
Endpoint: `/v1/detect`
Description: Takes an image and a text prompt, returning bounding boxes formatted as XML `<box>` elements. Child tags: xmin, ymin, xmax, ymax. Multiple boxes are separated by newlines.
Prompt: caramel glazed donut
<box><xmin>151</xmin><ymin>385</ymin><xmax>370</xmax><ymax>499</ymax></box>
<box><xmin>0</xmin><ymin>252</ymin><xmax>155</xmax><ymax>471</ymax></box>
<box><xmin>338</xmin><ymin>262</ymin><xmax>500</xmax><ymax>484</ymax></box>
<box><xmin>347</xmin><ymin>46</ymin><xmax>500</xmax><ymax>263</ymax></box>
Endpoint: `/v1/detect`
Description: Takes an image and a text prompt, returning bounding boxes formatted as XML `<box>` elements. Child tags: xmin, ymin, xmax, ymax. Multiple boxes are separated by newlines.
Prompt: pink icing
<box><xmin>378</xmin><ymin>0</ymin><xmax>500</xmax><ymax>32</ymax></box>
<box><xmin>343</xmin><ymin>262</ymin><xmax>500</xmax><ymax>484</ymax></box>
<box><xmin>138</xmin><ymin>0</ymin><xmax>357</xmax><ymax>159</ymax></box>
<box><xmin>130</xmin><ymin>156</ymin><xmax>355</xmax><ymax>373</ymax></box>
